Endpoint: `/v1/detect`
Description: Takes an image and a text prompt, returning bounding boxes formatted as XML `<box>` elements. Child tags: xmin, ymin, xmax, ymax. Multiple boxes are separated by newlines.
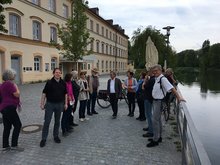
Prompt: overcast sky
<box><xmin>88</xmin><ymin>0</ymin><xmax>220</xmax><ymax>52</ymax></box>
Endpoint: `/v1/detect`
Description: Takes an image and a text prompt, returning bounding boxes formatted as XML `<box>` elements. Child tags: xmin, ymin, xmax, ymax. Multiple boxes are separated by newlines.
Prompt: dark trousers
<box><xmin>137</xmin><ymin>99</ymin><xmax>146</xmax><ymax>119</ymax></box>
<box><xmin>42</xmin><ymin>102</ymin><xmax>63</xmax><ymax>140</ymax></box>
<box><xmin>87</xmin><ymin>91</ymin><xmax>97</xmax><ymax>114</ymax></box>
<box><xmin>1</xmin><ymin>106</ymin><xmax>22</xmax><ymax>148</ymax></box>
<box><xmin>61</xmin><ymin>104</ymin><xmax>72</xmax><ymax>133</ymax></box>
<box><xmin>79</xmin><ymin>100</ymin><xmax>87</xmax><ymax>118</ymax></box>
<box><xmin>127</xmin><ymin>92</ymin><xmax>136</xmax><ymax>115</ymax></box>
<box><xmin>109</xmin><ymin>93</ymin><xmax>118</xmax><ymax>116</ymax></box>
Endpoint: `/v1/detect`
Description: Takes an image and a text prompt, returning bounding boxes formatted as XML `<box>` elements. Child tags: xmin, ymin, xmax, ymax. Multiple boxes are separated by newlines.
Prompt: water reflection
<box><xmin>175</xmin><ymin>69</ymin><xmax>220</xmax><ymax>95</ymax></box>
<box><xmin>175</xmin><ymin>69</ymin><xmax>220</xmax><ymax>164</ymax></box>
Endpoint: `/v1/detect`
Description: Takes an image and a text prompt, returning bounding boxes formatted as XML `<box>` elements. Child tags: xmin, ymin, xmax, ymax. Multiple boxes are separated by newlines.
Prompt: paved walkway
<box><xmin>0</xmin><ymin>75</ymin><xmax>181</xmax><ymax>165</ymax></box>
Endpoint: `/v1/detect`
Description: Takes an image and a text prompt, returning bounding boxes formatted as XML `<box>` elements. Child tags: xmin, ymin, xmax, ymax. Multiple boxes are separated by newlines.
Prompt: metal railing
<box><xmin>176</xmin><ymin>99</ymin><xmax>211</xmax><ymax>165</ymax></box>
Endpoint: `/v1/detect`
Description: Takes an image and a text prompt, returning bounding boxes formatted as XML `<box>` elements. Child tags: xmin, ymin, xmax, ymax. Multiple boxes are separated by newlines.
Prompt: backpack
<box><xmin>158</xmin><ymin>76</ymin><xmax>171</xmax><ymax>103</ymax></box>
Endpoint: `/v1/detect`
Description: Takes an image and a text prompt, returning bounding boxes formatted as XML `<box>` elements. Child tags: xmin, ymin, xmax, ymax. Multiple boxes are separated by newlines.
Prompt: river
<box><xmin>176</xmin><ymin>70</ymin><xmax>220</xmax><ymax>165</ymax></box>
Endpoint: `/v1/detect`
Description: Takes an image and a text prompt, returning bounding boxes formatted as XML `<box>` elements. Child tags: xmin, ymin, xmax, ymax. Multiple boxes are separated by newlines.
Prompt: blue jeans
<box><xmin>42</xmin><ymin>102</ymin><xmax>63</xmax><ymax>140</ymax></box>
<box><xmin>144</xmin><ymin>99</ymin><xmax>153</xmax><ymax>134</ymax></box>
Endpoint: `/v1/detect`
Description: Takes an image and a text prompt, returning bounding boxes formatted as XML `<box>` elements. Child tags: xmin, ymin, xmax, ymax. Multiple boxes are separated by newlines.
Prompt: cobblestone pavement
<box><xmin>0</xmin><ymin>75</ymin><xmax>181</xmax><ymax>165</ymax></box>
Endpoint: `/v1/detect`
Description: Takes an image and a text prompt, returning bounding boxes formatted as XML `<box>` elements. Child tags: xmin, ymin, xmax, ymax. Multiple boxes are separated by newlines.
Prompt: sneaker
<box><xmin>146</xmin><ymin>141</ymin><xmax>159</xmax><ymax>147</ymax></box>
<box><xmin>62</xmin><ymin>132</ymin><xmax>69</xmax><ymax>137</ymax></box>
<box><xmin>79</xmin><ymin>118</ymin><xmax>85</xmax><ymax>122</ymax></box>
<box><xmin>54</xmin><ymin>137</ymin><xmax>61</xmax><ymax>143</ymax></box>
<box><xmin>72</xmin><ymin>123</ymin><xmax>78</xmax><ymax>127</ymax></box>
<box><xmin>84</xmin><ymin>117</ymin><xmax>90</xmax><ymax>121</ymax></box>
<box><xmin>87</xmin><ymin>113</ymin><xmax>93</xmax><ymax>116</ymax></box>
<box><xmin>143</xmin><ymin>127</ymin><xmax>149</xmax><ymax>131</ymax></box>
<box><xmin>112</xmin><ymin>116</ymin><xmax>117</xmax><ymax>119</ymax></box>
<box><xmin>148</xmin><ymin>137</ymin><xmax>162</xmax><ymax>143</ymax></box>
<box><xmin>40</xmin><ymin>140</ymin><xmax>46</xmax><ymax>147</ymax></box>
<box><xmin>11</xmin><ymin>146</ymin><xmax>24</xmax><ymax>152</ymax></box>
<box><xmin>92</xmin><ymin>111</ymin><xmax>98</xmax><ymax>114</ymax></box>
<box><xmin>2</xmin><ymin>147</ymin><xmax>11</xmax><ymax>152</ymax></box>
<box><xmin>143</xmin><ymin>133</ymin><xmax>154</xmax><ymax>138</ymax></box>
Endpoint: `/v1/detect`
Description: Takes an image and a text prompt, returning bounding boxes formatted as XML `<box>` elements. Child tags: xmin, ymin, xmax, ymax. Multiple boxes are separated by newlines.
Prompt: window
<box><xmin>101</xmin><ymin>43</ymin><xmax>104</xmax><ymax>53</ymax></box>
<box><xmin>106</xmin><ymin>45</ymin><xmax>108</xmax><ymax>54</ymax></box>
<box><xmin>63</xmin><ymin>4</ymin><xmax>68</xmax><ymax>18</ymax></box>
<box><xmin>51</xmin><ymin>58</ymin><xmax>57</xmax><ymax>70</ymax></box>
<box><xmin>33</xmin><ymin>21</ymin><xmax>41</xmax><ymax>40</ymax></box>
<box><xmin>32</xmin><ymin>0</ymin><xmax>40</xmax><ymax>5</ymax></box>
<box><xmin>90</xmin><ymin>40</ymin><xmax>94</xmax><ymax>51</ymax></box>
<box><xmin>90</xmin><ymin>20</ymin><xmax>93</xmax><ymax>31</ymax></box>
<box><xmin>110</xmin><ymin>46</ymin><xmax>112</xmax><ymax>55</ymax></box>
<box><xmin>101</xmin><ymin>26</ymin><xmax>104</xmax><ymax>36</ymax></box>
<box><xmin>45</xmin><ymin>63</ymin><xmax>49</xmax><ymax>72</ymax></box>
<box><xmin>34</xmin><ymin>57</ymin><xmax>41</xmax><ymax>71</ymax></box>
<box><xmin>106</xmin><ymin>61</ymin><xmax>108</xmax><ymax>71</ymax></box>
<box><xmin>110</xmin><ymin>61</ymin><xmax>112</xmax><ymax>70</ymax></box>
<box><xmin>96</xmin><ymin>42</ymin><xmax>99</xmax><ymax>53</ymax></box>
<box><xmin>106</xmin><ymin>29</ymin><xmax>108</xmax><ymax>38</ymax></box>
<box><xmin>97</xmin><ymin>60</ymin><xmax>99</xmax><ymax>69</ymax></box>
<box><xmin>110</xmin><ymin>31</ymin><xmax>112</xmax><ymax>40</ymax></box>
<box><xmin>50</xmin><ymin>27</ymin><xmax>57</xmax><ymax>42</ymax></box>
<box><xmin>102</xmin><ymin>60</ymin><xmax>104</xmax><ymax>72</ymax></box>
<box><xmin>9</xmin><ymin>14</ymin><xmax>21</xmax><ymax>36</ymax></box>
<box><xmin>88</xmin><ymin>64</ymin><xmax>90</xmax><ymax>70</ymax></box>
<box><xmin>96</xmin><ymin>23</ymin><xmax>99</xmax><ymax>34</ymax></box>
<box><xmin>48</xmin><ymin>0</ymin><xmax>56</xmax><ymax>12</ymax></box>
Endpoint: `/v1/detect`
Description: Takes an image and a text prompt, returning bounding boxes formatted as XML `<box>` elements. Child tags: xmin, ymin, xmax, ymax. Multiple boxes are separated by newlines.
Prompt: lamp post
<box><xmin>162</xmin><ymin>26</ymin><xmax>175</xmax><ymax>70</ymax></box>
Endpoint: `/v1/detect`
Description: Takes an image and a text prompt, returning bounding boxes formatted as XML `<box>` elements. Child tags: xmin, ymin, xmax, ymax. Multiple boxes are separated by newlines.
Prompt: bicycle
<box><xmin>161</xmin><ymin>93</ymin><xmax>177</xmax><ymax>121</ymax></box>
<box><xmin>97</xmin><ymin>89</ymin><xmax>128</xmax><ymax>109</ymax></box>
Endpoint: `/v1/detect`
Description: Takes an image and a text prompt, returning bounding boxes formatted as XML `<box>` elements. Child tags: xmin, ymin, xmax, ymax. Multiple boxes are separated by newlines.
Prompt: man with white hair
<box><xmin>147</xmin><ymin>64</ymin><xmax>185</xmax><ymax>147</ymax></box>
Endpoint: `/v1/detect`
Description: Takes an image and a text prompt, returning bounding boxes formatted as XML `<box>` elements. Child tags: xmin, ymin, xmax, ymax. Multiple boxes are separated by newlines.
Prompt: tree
<box><xmin>129</xmin><ymin>26</ymin><xmax>169</xmax><ymax>68</ymax></box>
<box><xmin>0</xmin><ymin>0</ymin><xmax>12</xmax><ymax>33</ymax></box>
<box><xmin>55</xmin><ymin>0</ymin><xmax>92</xmax><ymax>62</ymax></box>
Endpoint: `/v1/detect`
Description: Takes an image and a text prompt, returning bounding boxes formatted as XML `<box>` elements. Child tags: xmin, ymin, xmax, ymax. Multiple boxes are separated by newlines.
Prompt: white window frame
<box><xmin>34</xmin><ymin>57</ymin><xmax>41</xmax><ymax>71</ymax></box>
<box><xmin>9</xmin><ymin>13</ymin><xmax>21</xmax><ymax>36</ymax></box>
<box><xmin>50</xmin><ymin>27</ymin><xmax>57</xmax><ymax>42</ymax></box>
<box><xmin>33</xmin><ymin>21</ymin><xmax>41</xmax><ymax>40</ymax></box>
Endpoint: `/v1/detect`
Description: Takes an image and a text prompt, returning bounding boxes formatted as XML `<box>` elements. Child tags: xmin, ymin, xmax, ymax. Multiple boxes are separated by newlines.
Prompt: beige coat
<box><xmin>78</xmin><ymin>78</ymin><xmax>90</xmax><ymax>101</ymax></box>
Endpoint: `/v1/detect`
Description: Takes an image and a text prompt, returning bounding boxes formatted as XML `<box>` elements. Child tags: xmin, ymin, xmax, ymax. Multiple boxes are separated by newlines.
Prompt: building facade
<box><xmin>0</xmin><ymin>0</ymin><xmax>129</xmax><ymax>84</ymax></box>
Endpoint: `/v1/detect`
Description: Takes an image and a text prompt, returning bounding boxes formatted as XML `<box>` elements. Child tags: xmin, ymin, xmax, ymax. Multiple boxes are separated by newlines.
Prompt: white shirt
<box><xmin>110</xmin><ymin>78</ymin><xmax>116</xmax><ymax>93</ymax></box>
<box><xmin>152</xmin><ymin>74</ymin><xmax>173</xmax><ymax>99</ymax></box>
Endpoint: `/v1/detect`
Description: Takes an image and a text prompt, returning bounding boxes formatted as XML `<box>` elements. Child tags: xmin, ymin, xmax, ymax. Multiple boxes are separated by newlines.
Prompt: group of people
<box><xmin>0</xmin><ymin>64</ymin><xmax>185</xmax><ymax>152</ymax></box>
<box><xmin>108</xmin><ymin>65</ymin><xmax>184</xmax><ymax>148</ymax></box>
<box><xmin>39</xmin><ymin>67</ymin><xmax>100</xmax><ymax>147</ymax></box>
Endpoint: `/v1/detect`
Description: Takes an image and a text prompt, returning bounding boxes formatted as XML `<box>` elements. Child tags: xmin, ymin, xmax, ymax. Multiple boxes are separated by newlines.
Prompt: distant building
<box><xmin>0</xmin><ymin>0</ymin><xmax>129</xmax><ymax>84</ymax></box>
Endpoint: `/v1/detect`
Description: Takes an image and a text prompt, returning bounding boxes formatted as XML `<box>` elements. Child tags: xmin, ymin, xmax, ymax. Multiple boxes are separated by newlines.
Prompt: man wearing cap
<box><xmin>87</xmin><ymin>68</ymin><xmax>100</xmax><ymax>115</ymax></box>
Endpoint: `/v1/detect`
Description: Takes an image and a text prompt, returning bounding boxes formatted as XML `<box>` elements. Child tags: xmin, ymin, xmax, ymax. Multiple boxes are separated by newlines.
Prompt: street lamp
<box><xmin>162</xmin><ymin>26</ymin><xmax>175</xmax><ymax>69</ymax></box>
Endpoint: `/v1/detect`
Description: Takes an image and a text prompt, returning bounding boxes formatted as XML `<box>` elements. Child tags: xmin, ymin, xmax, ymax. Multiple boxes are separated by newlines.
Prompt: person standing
<box><xmin>124</xmin><ymin>71</ymin><xmax>137</xmax><ymax>117</ymax></box>
<box><xmin>147</xmin><ymin>65</ymin><xmax>185</xmax><ymax>147</ymax></box>
<box><xmin>69</xmin><ymin>70</ymin><xmax>80</xmax><ymax>127</ymax></box>
<box><xmin>87</xmin><ymin>68</ymin><xmax>99</xmax><ymax>115</ymax></box>
<box><xmin>61</xmin><ymin>73</ymin><xmax>75</xmax><ymax>137</ymax></box>
<box><xmin>0</xmin><ymin>69</ymin><xmax>23</xmax><ymax>151</ymax></box>
<box><xmin>107</xmin><ymin>71</ymin><xmax>122</xmax><ymax>119</ymax></box>
<box><xmin>142</xmin><ymin>69</ymin><xmax>155</xmax><ymax>138</ymax></box>
<box><xmin>40</xmin><ymin>68</ymin><xmax>68</xmax><ymax>147</ymax></box>
<box><xmin>78</xmin><ymin>71</ymin><xmax>90</xmax><ymax>122</ymax></box>
<box><xmin>136</xmin><ymin>72</ymin><xmax>146</xmax><ymax>121</ymax></box>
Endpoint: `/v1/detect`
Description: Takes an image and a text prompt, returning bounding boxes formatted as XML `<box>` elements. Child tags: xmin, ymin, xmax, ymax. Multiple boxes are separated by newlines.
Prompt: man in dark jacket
<box><xmin>107</xmin><ymin>71</ymin><xmax>122</xmax><ymax>119</ymax></box>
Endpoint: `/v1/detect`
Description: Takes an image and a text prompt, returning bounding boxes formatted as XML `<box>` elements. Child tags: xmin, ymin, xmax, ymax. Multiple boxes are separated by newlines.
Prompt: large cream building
<box><xmin>0</xmin><ymin>0</ymin><xmax>129</xmax><ymax>84</ymax></box>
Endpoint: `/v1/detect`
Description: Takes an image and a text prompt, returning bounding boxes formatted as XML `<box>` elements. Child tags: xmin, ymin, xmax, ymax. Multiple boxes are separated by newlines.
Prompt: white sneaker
<box><xmin>79</xmin><ymin>118</ymin><xmax>85</xmax><ymax>122</ymax></box>
<box><xmin>84</xmin><ymin>117</ymin><xmax>90</xmax><ymax>121</ymax></box>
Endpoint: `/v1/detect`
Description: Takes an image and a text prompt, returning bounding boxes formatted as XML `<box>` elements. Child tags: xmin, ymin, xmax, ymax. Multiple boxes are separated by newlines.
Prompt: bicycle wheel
<box><xmin>97</xmin><ymin>97</ymin><xmax>111</xmax><ymax>109</ymax></box>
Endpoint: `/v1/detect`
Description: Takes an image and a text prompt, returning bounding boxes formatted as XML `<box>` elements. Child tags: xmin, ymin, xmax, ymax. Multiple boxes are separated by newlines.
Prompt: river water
<box><xmin>176</xmin><ymin>70</ymin><xmax>220</xmax><ymax>165</ymax></box>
